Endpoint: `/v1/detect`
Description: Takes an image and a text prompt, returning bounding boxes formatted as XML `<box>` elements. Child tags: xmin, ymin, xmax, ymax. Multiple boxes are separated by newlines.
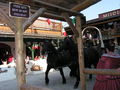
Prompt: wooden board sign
<box><xmin>99</xmin><ymin>9</ymin><xmax>120</xmax><ymax>19</ymax></box>
<box><xmin>9</xmin><ymin>2</ymin><xmax>30</xmax><ymax>18</ymax></box>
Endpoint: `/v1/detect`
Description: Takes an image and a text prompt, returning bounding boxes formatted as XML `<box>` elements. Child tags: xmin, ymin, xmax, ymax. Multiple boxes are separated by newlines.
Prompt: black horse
<box><xmin>60</xmin><ymin>36</ymin><xmax>100</xmax><ymax>88</ymax></box>
<box><xmin>41</xmin><ymin>40</ymin><xmax>75</xmax><ymax>85</ymax></box>
<box><xmin>41</xmin><ymin>36</ymin><xmax>100</xmax><ymax>89</ymax></box>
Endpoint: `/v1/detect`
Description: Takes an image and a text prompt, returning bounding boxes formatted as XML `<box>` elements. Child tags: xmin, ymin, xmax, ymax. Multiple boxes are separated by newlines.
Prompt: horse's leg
<box><xmin>69</xmin><ymin>65</ymin><xmax>77</xmax><ymax>77</ymax></box>
<box><xmin>74</xmin><ymin>69</ymin><xmax>80</xmax><ymax>89</ymax></box>
<box><xmin>45</xmin><ymin>65</ymin><xmax>51</xmax><ymax>85</ymax></box>
<box><xmin>89</xmin><ymin>74</ymin><xmax>92</xmax><ymax>80</ymax></box>
<box><xmin>88</xmin><ymin>66</ymin><xmax>92</xmax><ymax>80</ymax></box>
<box><xmin>74</xmin><ymin>76</ymin><xmax>80</xmax><ymax>89</ymax></box>
<box><xmin>58</xmin><ymin>68</ymin><xmax>66</xmax><ymax>84</ymax></box>
<box><xmin>89</xmin><ymin>63</ymin><xmax>98</xmax><ymax>80</ymax></box>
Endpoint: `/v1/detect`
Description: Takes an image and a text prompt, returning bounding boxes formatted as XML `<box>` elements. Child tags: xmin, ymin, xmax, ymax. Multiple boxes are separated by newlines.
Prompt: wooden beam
<box><xmin>71</xmin><ymin>0</ymin><xmax>101</xmax><ymax>11</ymax></box>
<box><xmin>23</xmin><ymin>8</ymin><xmax>46</xmax><ymax>31</ymax></box>
<box><xmin>33</xmin><ymin>0</ymin><xmax>83</xmax><ymax>16</ymax></box>
<box><xmin>31</xmin><ymin>9</ymin><xmax>65</xmax><ymax>21</ymax></box>
<box><xmin>61</xmin><ymin>13</ymin><xmax>79</xmax><ymax>37</ymax></box>
<box><xmin>42</xmin><ymin>12</ymin><xmax>65</xmax><ymax>21</ymax></box>
<box><xmin>0</xmin><ymin>2</ymin><xmax>64</xmax><ymax>21</ymax></box>
<box><xmin>84</xmin><ymin>68</ymin><xmax>120</xmax><ymax>75</ymax></box>
<box><xmin>76</xmin><ymin>16</ymin><xmax>86</xmax><ymax>90</ymax></box>
<box><xmin>0</xmin><ymin>8</ymin><xmax>16</xmax><ymax>33</ymax></box>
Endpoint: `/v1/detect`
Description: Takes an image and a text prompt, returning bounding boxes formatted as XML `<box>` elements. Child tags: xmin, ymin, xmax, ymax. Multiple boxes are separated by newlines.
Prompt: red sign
<box><xmin>9</xmin><ymin>2</ymin><xmax>30</xmax><ymax>18</ymax></box>
<box><xmin>99</xmin><ymin>9</ymin><xmax>120</xmax><ymax>19</ymax></box>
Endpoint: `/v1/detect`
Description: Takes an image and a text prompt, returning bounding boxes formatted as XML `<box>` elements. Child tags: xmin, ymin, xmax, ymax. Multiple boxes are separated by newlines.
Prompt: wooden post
<box><xmin>15</xmin><ymin>18</ymin><xmax>26</xmax><ymax>90</ymax></box>
<box><xmin>62</xmin><ymin>13</ymin><xmax>86</xmax><ymax>89</ymax></box>
<box><xmin>14</xmin><ymin>7</ymin><xmax>46</xmax><ymax>90</ymax></box>
<box><xmin>76</xmin><ymin>16</ymin><xmax>86</xmax><ymax>90</ymax></box>
<box><xmin>23</xmin><ymin>42</ymin><xmax>26</xmax><ymax>61</ymax></box>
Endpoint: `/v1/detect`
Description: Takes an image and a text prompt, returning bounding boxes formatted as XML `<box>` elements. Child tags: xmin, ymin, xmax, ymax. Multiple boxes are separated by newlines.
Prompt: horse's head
<box><xmin>61</xmin><ymin>36</ymin><xmax>78</xmax><ymax>55</ymax></box>
<box><xmin>62</xmin><ymin>36</ymin><xmax>72</xmax><ymax>49</ymax></box>
<box><xmin>84</xmin><ymin>39</ymin><xmax>93</xmax><ymax>48</ymax></box>
<box><xmin>41</xmin><ymin>40</ymin><xmax>57</xmax><ymax>56</ymax></box>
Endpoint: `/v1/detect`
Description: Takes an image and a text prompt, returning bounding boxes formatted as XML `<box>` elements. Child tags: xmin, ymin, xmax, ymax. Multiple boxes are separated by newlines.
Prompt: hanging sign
<box><xmin>99</xmin><ymin>9</ymin><xmax>120</xmax><ymax>19</ymax></box>
<box><xmin>9</xmin><ymin>2</ymin><xmax>30</xmax><ymax>18</ymax></box>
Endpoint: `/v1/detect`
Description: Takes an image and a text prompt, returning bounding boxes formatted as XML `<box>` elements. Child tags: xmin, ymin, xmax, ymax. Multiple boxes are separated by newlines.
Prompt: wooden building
<box><xmin>86</xmin><ymin>9</ymin><xmax>120</xmax><ymax>45</ymax></box>
<box><xmin>0</xmin><ymin>18</ymin><xmax>63</xmax><ymax>40</ymax></box>
<box><xmin>0</xmin><ymin>18</ymin><xmax>63</xmax><ymax>61</ymax></box>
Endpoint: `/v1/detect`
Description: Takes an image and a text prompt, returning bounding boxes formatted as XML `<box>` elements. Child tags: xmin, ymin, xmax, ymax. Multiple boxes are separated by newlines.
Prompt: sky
<box><xmin>81</xmin><ymin>0</ymin><xmax>120</xmax><ymax>21</ymax></box>
<box><xmin>62</xmin><ymin>0</ymin><xmax>120</xmax><ymax>27</ymax></box>
<box><xmin>39</xmin><ymin>0</ymin><xmax>120</xmax><ymax>28</ymax></box>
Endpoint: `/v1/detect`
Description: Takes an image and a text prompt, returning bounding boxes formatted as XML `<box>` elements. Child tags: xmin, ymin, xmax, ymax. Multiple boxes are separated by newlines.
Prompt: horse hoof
<box><xmin>74</xmin><ymin>85</ymin><xmax>78</xmax><ymax>89</ymax></box>
<box><xmin>70</xmin><ymin>72</ymin><xmax>76</xmax><ymax>77</ymax></box>
<box><xmin>63</xmin><ymin>80</ymin><xmax>66</xmax><ymax>84</ymax></box>
<box><xmin>45</xmin><ymin>80</ymin><xmax>49</xmax><ymax>85</ymax></box>
<box><xmin>45</xmin><ymin>82</ymin><xmax>48</xmax><ymax>85</ymax></box>
<box><xmin>89</xmin><ymin>78</ymin><xmax>92</xmax><ymax>81</ymax></box>
<box><xmin>74</xmin><ymin>83</ymin><xmax>79</xmax><ymax>89</ymax></box>
<box><xmin>46</xmin><ymin>83</ymin><xmax>48</xmax><ymax>85</ymax></box>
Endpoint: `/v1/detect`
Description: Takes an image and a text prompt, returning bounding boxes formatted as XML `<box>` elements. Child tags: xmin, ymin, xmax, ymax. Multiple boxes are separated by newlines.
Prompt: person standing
<box><xmin>93</xmin><ymin>45</ymin><xmax>120</xmax><ymax>90</ymax></box>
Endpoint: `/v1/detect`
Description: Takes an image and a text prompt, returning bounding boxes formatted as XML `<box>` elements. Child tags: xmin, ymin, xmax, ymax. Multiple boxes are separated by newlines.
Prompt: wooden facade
<box><xmin>86</xmin><ymin>9</ymin><xmax>120</xmax><ymax>45</ymax></box>
<box><xmin>0</xmin><ymin>18</ymin><xmax>63</xmax><ymax>39</ymax></box>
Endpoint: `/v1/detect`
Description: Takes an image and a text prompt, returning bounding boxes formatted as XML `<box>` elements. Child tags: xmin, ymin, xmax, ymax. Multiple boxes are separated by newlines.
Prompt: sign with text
<box><xmin>9</xmin><ymin>2</ymin><xmax>30</xmax><ymax>18</ymax></box>
<box><xmin>99</xmin><ymin>9</ymin><xmax>120</xmax><ymax>19</ymax></box>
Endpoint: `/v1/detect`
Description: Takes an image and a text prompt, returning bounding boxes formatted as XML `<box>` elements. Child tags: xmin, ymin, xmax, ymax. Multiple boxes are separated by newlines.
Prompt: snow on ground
<box><xmin>0</xmin><ymin>67</ymin><xmax>16</xmax><ymax>82</ymax></box>
<box><xmin>0</xmin><ymin>58</ymin><xmax>96</xmax><ymax>90</ymax></box>
<box><xmin>0</xmin><ymin>67</ymin><xmax>96</xmax><ymax>90</ymax></box>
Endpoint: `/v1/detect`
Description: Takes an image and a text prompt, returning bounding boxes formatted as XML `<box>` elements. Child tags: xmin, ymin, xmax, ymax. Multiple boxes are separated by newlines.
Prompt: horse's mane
<box><xmin>57</xmin><ymin>37</ymin><xmax>78</xmax><ymax>59</ymax></box>
<box><xmin>64</xmin><ymin>37</ymin><xmax>77</xmax><ymax>51</ymax></box>
<box><xmin>43</xmin><ymin>41</ymin><xmax>57</xmax><ymax>54</ymax></box>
